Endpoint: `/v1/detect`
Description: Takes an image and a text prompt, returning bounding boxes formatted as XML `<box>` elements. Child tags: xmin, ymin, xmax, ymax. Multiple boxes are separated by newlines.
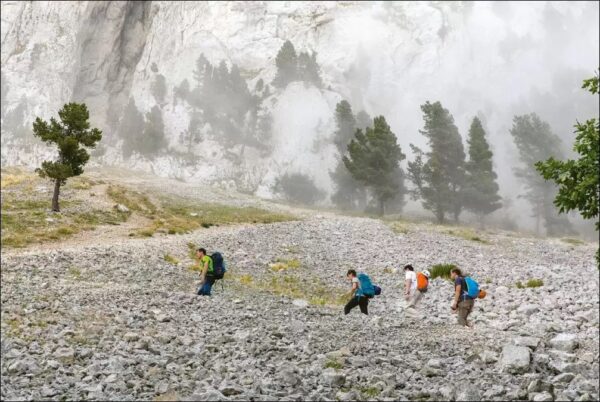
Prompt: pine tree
<box><xmin>119</xmin><ymin>98</ymin><xmax>145</xmax><ymax>158</ymax></box>
<box><xmin>273</xmin><ymin>40</ymin><xmax>298</xmax><ymax>88</ymax></box>
<box><xmin>151</xmin><ymin>74</ymin><xmax>167</xmax><ymax>106</ymax></box>
<box><xmin>535</xmin><ymin>74</ymin><xmax>599</xmax><ymax>266</ymax></box>
<box><xmin>330</xmin><ymin>100</ymin><xmax>366</xmax><ymax>210</ymax></box>
<box><xmin>332</xmin><ymin>100</ymin><xmax>356</xmax><ymax>153</ymax></box>
<box><xmin>343</xmin><ymin>116</ymin><xmax>405</xmax><ymax>215</ymax></box>
<box><xmin>274</xmin><ymin>172</ymin><xmax>325</xmax><ymax>205</ymax></box>
<box><xmin>32</xmin><ymin>103</ymin><xmax>102</xmax><ymax>211</ymax></box>
<box><xmin>355</xmin><ymin>110</ymin><xmax>372</xmax><ymax>130</ymax></box>
<box><xmin>173</xmin><ymin>79</ymin><xmax>190</xmax><ymax>105</ymax></box>
<box><xmin>297</xmin><ymin>51</ymin><xmax>323</xmax><ymax>88</ymax></box>
<box><xmin>463</xmin><ymin>117</ymin><xmax>502</xmax><ymax>226</ymax></box>
<box><xmin>510</xmin><ymin>113</ymin><xmax>574</xmax><ymax>236</ymax></box>
<box><xmin>139</xmin><ymin>105</ymin><xmax>167</xmax><ymax>157</ymax></box>
<box><xmin>409</xmin><ymin>101</ymin><xmax>466</xmax><ymax>223</ymax></box>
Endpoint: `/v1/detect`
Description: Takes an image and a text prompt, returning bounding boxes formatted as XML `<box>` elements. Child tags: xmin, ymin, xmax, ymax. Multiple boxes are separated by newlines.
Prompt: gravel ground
<box><xmin>1</xmin><ymin>212</ymin><xmax>598</xmax><ymax>401</ymax></box>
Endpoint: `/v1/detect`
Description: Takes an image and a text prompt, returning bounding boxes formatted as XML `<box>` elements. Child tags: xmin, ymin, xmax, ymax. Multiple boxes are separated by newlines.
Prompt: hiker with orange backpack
<box><xmin>404</xmin><ymin>265</ymin><xmax>430</xmax><ymax>314</ymax></box>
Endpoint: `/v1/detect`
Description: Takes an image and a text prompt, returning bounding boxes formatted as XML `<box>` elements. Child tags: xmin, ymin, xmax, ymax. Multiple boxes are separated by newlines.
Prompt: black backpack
<box><xmin>209</xmin><ymin>252</ymin><xmax>226</xmax><ymax>280</ymax></box>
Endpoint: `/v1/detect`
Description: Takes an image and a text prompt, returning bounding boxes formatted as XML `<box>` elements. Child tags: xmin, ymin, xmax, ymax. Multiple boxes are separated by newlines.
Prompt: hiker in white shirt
<box><xmin>404</xmin><ymin>264</ymin><xmax>430</xmax><ymax>313</ymax></box>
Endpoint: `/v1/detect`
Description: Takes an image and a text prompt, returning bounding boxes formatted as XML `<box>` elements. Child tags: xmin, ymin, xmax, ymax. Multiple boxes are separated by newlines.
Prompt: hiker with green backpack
<box><xmin>343</xmin><ymin>269</ymin><xmax>381</xmax><ymax>315</ymax></box>
<box><xmin>195</xmin><ymin>248</ymin><xmax>227</xmax><ymax>296</ymax></box>
<box><xmin>450</xmin><ymin>267</ymin><xmax>479</xmax><ymax>327</ymax></box>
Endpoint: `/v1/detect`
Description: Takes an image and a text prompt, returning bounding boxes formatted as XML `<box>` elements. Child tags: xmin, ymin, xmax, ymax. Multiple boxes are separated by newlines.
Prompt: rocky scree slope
<box><xmin>1</xmin><ymin>216</ymin><xmax>598</xmax><ymax>401</ymax></box>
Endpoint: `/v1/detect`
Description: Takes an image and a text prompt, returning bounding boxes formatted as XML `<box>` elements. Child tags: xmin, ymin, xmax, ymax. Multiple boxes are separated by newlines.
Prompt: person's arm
<box><xmin>350</xmin><ymin>280</ymin><xmax>358</xmax><ymax>297</ymax></box>
<box><xmin>404</xmin><ymin>276</ymin><xmax>411</xmax><ymax>300</ymax></box>
<box><xmin>451</xmin><ymin>281</ymin><xmax>461</xmax><ymax>310</ymax></box>
<box><xmin>200</xmin><ymin>259</ymin><xmax>209</xmax><ymax>283</ymax></box>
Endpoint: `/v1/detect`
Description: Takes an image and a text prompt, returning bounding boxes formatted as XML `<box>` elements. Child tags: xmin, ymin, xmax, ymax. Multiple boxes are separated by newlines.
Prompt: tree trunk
<box><xmin>436</xmin><ymin>208</ymin><xmax>445</xmax><ymax>224</ymax></box>
<box><xmin>52</xmin><ymin>179</ymin><xmax>61</xmax><ymax>212</ymax></box>
<box><xmin>379</xmin><ymin>198</ymin><xmax>385</xmax><ymax>217</ymax></box>
<box><xmin>479</xmin><ymin>214</ymin><xmax>485</xmax><ymax>230</ymax></box>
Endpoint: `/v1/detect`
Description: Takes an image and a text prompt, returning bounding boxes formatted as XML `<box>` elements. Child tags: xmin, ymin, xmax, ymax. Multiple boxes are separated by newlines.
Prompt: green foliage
<box><xmin>330</xmin><ymin>100</ymin><xmax>367</xmax><ymax>211</ymax></box>
<box><xmin>119</xmin><ymin>98</ymin><xmax>145</xmax><ymax>158</ymax></box>
<box><xmin>173</xmin><ymin>78</ymin><xmax>190</xmax><ymax>104</ymax></box>
<box><xmin>516</xmin><ymin>279</ymin><xmax>543</xmax><ymax>289</ymax></box>
<box><xmin>535</xmin><ymin>73</ymin><xmax>599</xmax><ymax>266</ymax></box>
<box><xmin>163</xmin><ymin>254</ymin><xmax>180</xmax><ymax>265</ymax></box>
<box><xmin>274</xmin><ymin>172</ymin><xmax>326</xmax><ymax>205</ymax></box>
<box><xmin>361</xmin><ymin>387</ymin><xmax>380</xmax><ymax>398</ymax></box>
<box><xmin>297</xmin><ymin>51</ymin><xmax>323</xmax><ymax>87</ymax></box>
<box><xmin>187</xmin><ymin>54</ymin><xmax>266</xmax><ymax>150</ymax></box>
<box><xmin>32</xmin><ymin>102</ymin><xmax>102</xmax><ymax>211</ymax></box>
<box><xmin>273</xmin><ymin>40</ymin><xmax>322</xmax><ymax>88</ymax></box>
<box><xmin>408</xmin><ymin>101</ymin><xmax>466</xmax><ymax>223</ymax></box>
<box><xmin>510</xmin><ymin>113</ymin><xmax>574</xmax><ymax>236</ymax></box>
<box><xmin>429</xmin><ymin>263</ymin><xmax>457</xmax><ymax>280</ymax></box>
<box><xmin>343</xmin><ymin>116</ymin><xmax>406</xmax><ymax>216</ymax></box>
<box><xmin>333</xmin><ymin>100</ymin><xmax>357</xmax><ymax>153</ymax></box>
<box><xmin>330</xmin><ymin>160</ymin><xmax>367</xmax><ymax>211</ymax></box>
<box><xmin>324</xmin><ymin>360</ymin><xmax>343</xmax><ymax>370</ymax></box>
<box><xmin>273</xmin><ymin>40</ymin><xmax>298</xmax><ymax>88</ymax></box>
<box><xmin>355</xmin><ymin>110</ymin><xmax>372</xmax><ymax>131</ymax></box>
<box><xmin>463</xmin><ymin>117</ymin><xmax>502</xmax><ymax>222</ymax></box>
<box><xmin>139</xmin><ymin>105</ymin><xmax>167</xmax><ymax>157</ymax></box>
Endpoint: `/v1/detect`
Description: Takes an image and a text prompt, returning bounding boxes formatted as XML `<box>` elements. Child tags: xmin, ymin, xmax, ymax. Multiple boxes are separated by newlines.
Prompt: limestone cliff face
<box><xmin>1</xmin><ymin>1</ymin><xmax>598</xmax><ymax>199</ymax></box>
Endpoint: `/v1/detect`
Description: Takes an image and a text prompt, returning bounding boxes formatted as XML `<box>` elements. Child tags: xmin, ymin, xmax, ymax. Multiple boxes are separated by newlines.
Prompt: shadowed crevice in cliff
<box><xmin>71</xmin><ymin>1</ymin><xmax>155</xmax><ymax>134</ymax></box>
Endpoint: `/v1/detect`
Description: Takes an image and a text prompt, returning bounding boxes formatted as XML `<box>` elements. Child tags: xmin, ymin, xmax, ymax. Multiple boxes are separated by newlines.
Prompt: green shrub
<box><xmin>361</xmin><ymin>387</ymin><xmax>380</xmax><ymax>398</ymax></box>
<box><xmin>516</xmin><ymin>279</ymin><xmax>543</xmax><ymax>289</ymax></box>
<box><xmin>324</xmin><ymin>360</ymin><xmax>343</xmax><ymax>370</ymax></box>
<box><xmin>430</xmin><ymin>263</ymin><xmax>457</xmax><ymax>280</ymax></box>
<box><xmin>163</xmin><ymin>254</ymin><xmax>179</xmax><ymax>265</ymax></box>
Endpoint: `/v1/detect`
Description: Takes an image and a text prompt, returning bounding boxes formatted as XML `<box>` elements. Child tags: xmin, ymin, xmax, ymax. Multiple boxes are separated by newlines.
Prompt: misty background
<box><xmin>1</xmin><ymin>1</ymin><xmax>598</xmax><ymax>238</ymax></box>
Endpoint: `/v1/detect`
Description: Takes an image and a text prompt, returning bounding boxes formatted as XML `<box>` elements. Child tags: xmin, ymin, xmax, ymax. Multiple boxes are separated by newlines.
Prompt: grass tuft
<box><xmin>324</xmin><ymin>359</ymin><xmax>343</xmax><ymax>370</ymax></box>
<box><xmin>561</xmin><ymin>237</ymin><xmax>584</xmax><ymax>245</ymax></box>
<box><xmin>361</xmin><ymin>387</ymin><xmax>380</xmax><ymax>398</ymax></box>
<box><xmin>163</xmin><ymin>254</ymin><xmax>180</xmax><ymax>265</ymax></box>
<box><xmin>516</xmin><ymin>279</ymin><xmax>543</xmax><ymax>288</ymax></box>
<box><xmin>429</xmin><ymin>263</ymin><xmax>457</xmax><ymax>280</ymax></box>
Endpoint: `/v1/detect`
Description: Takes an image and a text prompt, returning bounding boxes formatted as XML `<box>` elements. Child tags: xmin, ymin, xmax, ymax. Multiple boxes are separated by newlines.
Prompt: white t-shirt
<box><xmin>405</xmin><ymin>271</ymin><xmax>417</xmax><ymax>291</ymax></box>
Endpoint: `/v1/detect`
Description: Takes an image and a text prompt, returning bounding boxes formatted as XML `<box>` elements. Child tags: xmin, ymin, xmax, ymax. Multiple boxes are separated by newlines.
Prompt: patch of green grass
<box><xmin>68</xmin><ymin>266</ymin><xmax>82</xmax><ymax>279</ymax></box>
<box><xmin>516</xmin><ymin>279</ymin><xmax>543</xmax><ymax>289</ymax></box>
<box><xmin>269</xmin><ymin>258</ymin><xmax>301</xmax><ymax>272</ymax></box>
<box><xmin>1</xmin><ymin>185</ymin><xmax>131</xmax><ymax>248</ymax></box>
<box><xmin>239</xmin><ymin>274</ymin><xmax>253</xmax><ymax>285</ymax></box>
<box><xmin>388</xmin><ymin>221</ymin><xmax>410</xmax><ymax>235</ymax></box>
<box><xmin>324</xmin><ymin>359</ymin><xmax>343</xmax><ymax>369</ymax></box>
<box><xmin>360</xmin><ymin>387</ymin><xmax>380</xmax><ymax>398</ymax></box>
<box><xmin>429</xmin><ymin>263</ymin><xmax>457</xmax><ymax>280</ymax></box>
<box><xmin>106</xmin><ymin>185</ymin><xmax>157</xmax><ymax>214</ymax></box>
<box><xmin>163</xmin><ymin>254</ymin><xmax>180</xmax><ymax>265</ymax></box>
<box><xmin>561</xmin><ymin>237</ymin><xmax>584</xmax><ymax>245</ymax></box>
<box><xmin>445</xmin><ymin>228</ymin><xmax>489</xmax><ymax>244</ymax></box>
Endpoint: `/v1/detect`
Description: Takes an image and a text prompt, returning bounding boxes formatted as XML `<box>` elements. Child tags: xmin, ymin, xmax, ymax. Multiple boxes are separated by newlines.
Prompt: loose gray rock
<box><xmin>549</xmin><ymin>334</ymin><xmax>578</xmax><ymax>352</ymax></box>
<box><xmin>321</xmin><ymin>368</ymin><xmax>346</xmax><ymax>387</ymax></box>
<box><xmin>500</xmin><ymin>344</ymin><xmax>531</xmax><ymax>374</ymax></box>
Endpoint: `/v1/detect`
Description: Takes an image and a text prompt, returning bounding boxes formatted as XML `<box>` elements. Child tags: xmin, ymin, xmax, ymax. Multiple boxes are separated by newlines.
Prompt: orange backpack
<box><xmin>416</xmin><ymin>272</ymin><xmax>429</xmax><ymax>291</ymax></box>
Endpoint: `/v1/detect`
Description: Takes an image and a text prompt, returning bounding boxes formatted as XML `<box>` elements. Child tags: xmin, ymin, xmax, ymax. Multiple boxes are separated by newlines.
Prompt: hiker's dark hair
<box><xmin>197</xmin><ymin>248</ymin><xmax>207</xmax><ymax>255</ymax></box>
<box><xmin>451</xmin><ymin>267</ymin><xmax>462</xmax><ymax>276</ymax></box>
<box><xmin>404</xmin><ymin>264</ymin><xmax>414</xmax><ymax>271</ymax></box>
<box><xmin>347</xmin><ymin>269</ymin><xmax>357</xmax><ymax>277</ymax></box>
